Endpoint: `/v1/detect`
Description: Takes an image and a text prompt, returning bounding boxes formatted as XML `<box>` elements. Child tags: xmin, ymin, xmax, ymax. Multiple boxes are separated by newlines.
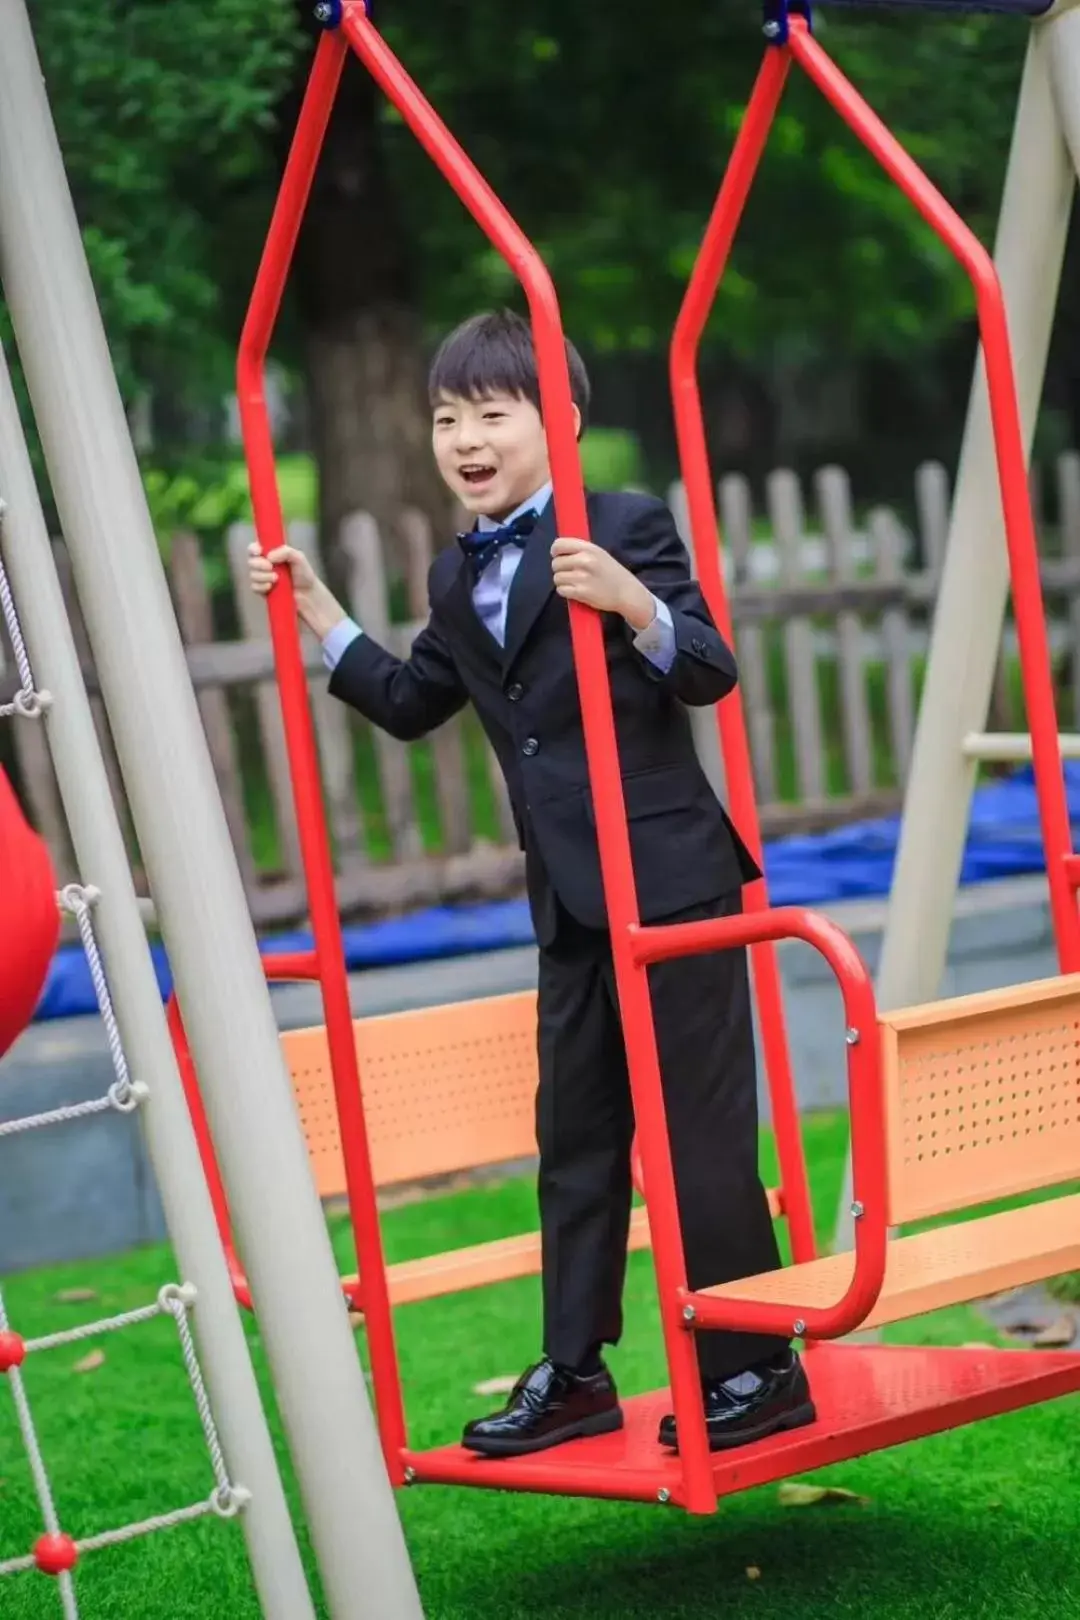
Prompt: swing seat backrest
<box><xmin>704</xmin><ymin>974</ymin><xmax>1080</xmax><ymax>1332</ymax></box>
<box><xmin>282</xmin><ymin>990</ymin><xmax>543</xmax><ymax>1194</ymax></box>
<box><xmin>274</xmin><ymin>987</ymin><xmax>780</xmax><ymax>1309</ymax></box>
<box><xmin>882</xmin><ymin>973</ymin><xmax>1080</xmax><ymax>1225</ymax></box>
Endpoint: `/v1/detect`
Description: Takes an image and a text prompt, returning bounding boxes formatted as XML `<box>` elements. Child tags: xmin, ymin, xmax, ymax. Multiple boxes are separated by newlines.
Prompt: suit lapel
<box><xmin>431</xmin><ymin>546</ymin><xmax>503</xmax><ymax>663</ymax></box>
<box><xmin>501</xmin><ymin>498</ymin><xmax>559</xmax><ymax>672</ymax></box>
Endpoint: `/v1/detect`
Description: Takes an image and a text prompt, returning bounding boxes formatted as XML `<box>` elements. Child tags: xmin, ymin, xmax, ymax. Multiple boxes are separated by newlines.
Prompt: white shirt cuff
<box><xmin>631</xmin><ymin>596</ymin><xmax>676</xmax><ymax>673</ymax></box>
<box><xmin>322</xmin><ymin>617</ymin><xmax>363</xmax><ymax>672</ymax></box>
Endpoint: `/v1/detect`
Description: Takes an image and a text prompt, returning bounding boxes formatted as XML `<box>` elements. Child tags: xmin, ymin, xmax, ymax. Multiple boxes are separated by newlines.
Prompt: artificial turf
<box><xmin>2</xmin><ymin>1110</ymin><xmax>1079</xmax><ymax>1619</ymax></box>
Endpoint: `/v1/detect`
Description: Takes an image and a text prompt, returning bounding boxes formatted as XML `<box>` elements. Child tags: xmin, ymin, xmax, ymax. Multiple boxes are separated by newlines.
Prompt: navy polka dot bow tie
<box><xmin>457</xmin><ymin>508</ymin><xmax>540</xmax><ymax>581</ymax></box>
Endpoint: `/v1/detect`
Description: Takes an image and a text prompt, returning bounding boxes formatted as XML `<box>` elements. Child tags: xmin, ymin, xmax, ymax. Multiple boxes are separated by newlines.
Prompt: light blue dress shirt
<box><xmin>321</xmin><ymin>483</ymin><xmax>676</xmax><ymax>673</ymax></box>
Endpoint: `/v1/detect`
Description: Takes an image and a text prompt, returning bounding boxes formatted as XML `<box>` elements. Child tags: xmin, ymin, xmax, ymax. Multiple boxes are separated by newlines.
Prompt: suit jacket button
<box><xmin>522</xmin><ymin>736</ymin><xmax>540</xmax><ymax>757</ymax></box>
<box><xmin>507</xmin><ymin>683</ymin><xmax>524</xmax><ymax>702</ymax></box>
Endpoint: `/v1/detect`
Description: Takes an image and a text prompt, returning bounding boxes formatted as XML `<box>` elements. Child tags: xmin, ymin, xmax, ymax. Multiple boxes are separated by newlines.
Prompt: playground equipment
<box><xmin>2</xmin><ymin>0</ymin><xmax>1080</xmax><ymax>1608</ymax></box>
<box><xmin>0</xmin><ymin>313</ymin><xmax>325</xmax><ymax>1619</ymax></box>
<box><xmin>182</xmin><ymin>0</ymin><xmax>1080</xmax><ymax>1524</ymax></box>
<box><xmin>0</xmin><ymin>0</ymin><xmax>423</xmax><ymax>1614</ymax></box>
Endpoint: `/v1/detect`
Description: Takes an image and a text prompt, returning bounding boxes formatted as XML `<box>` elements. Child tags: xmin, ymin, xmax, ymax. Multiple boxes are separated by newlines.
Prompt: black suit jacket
<box><xmin>329</xmin><ymin>491</ymin><xmax>760</xmax><ymax>946</ymax></box>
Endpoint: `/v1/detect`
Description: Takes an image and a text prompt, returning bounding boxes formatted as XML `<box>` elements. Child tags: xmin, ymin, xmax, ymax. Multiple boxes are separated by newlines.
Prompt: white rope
<box><xmin>0</xmin><ymin>1490</ymin><xmax>247</xmax><ymax>1576</ymax></box>
<box><xmin>159</xmin><ymin>1287</ymin><xmax>234</xmax><ymax>1497</ymax></box>
<box><xmin>0</xmin><ymin>1279</ymin><xmax>250</xmax><ymax>1606</ymax></box>
<box><xmin>0</xmin><ymin>541</ymin><xmax>247</xmax><ymax>1605</ymax></box>
<box><xmin>23</xmin><ymin>1299</ymin><xmax>166</xmax><ymax>1354</ymax></box>
<box><xmin>58</xmin><ymin>885</ymin><xmax>143</xmax><ymax>1113</ymax></box>
<box><xmin>0</xmin><ymin>887</ymin><xmax>148</xmax><ymax>1140</ymax></box>
<box><xmin>0</xmin><ymin>506</ymin><xmax>51</xmax><ymax>719</ymax></box>
<box><xmin>0</xmin><ymin>1093</ymin><xmax>119</xmax><ymax>1138</ymax></box>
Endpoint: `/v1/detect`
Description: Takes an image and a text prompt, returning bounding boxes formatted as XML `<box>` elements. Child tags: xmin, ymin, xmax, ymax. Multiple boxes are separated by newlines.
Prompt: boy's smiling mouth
<box><xmin>459</xmin><ymin>463</ymin><xmax>497</xmax><ymax>487</ymax></box>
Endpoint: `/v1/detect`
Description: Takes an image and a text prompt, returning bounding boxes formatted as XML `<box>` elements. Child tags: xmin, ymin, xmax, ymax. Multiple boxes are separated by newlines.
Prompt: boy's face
<box><xmin>432</xmin><ymin>389</ymin><xmax>577</xmax><ymax>521</ymax></box>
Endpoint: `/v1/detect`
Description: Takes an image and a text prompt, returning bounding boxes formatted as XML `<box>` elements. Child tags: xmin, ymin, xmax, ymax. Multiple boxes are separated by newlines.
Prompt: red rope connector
<box><xmin>0</xmin><ymin>1330</ymin><xmax>26</xmax><ymax>1373</ymax></box>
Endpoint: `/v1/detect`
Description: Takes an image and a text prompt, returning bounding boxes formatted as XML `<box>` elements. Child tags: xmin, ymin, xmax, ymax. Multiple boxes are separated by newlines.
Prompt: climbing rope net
<box><xmin>0</xmin><ymin>541</ymin><xmax>249</xmax><ymax>1617</ymax></box>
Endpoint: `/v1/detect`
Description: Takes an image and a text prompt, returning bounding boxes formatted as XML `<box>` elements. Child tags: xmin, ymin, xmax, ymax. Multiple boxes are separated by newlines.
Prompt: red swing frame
<box><xmin>220</xmin><ymin>2</ymin><xmax>1080</xmax><ymax>1516</ymax></box>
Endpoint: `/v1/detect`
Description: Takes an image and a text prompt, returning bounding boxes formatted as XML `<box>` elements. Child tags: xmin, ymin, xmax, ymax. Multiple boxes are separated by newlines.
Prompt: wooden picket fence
<box><xmin>5</xmin><ymin>451</ymin><xmax>1080</xmax><ymax>928</ymax></box>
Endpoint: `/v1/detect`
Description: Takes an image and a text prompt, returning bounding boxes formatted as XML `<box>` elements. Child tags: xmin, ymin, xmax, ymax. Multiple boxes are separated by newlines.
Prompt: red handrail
<box><xmin>631</xmin><ymin>905</ymin><xmax>887</xmax><ymax>1338</ymax></box>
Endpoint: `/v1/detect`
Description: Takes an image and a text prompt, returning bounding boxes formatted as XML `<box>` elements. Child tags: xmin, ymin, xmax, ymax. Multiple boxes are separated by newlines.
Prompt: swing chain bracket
<box><xmin>762</xmin><ymin>0</ymin><xmax>812</xmax><ymax>45</ymax></box>
<box><xmin>313</xmin><ymin>0</ymin><xmax>371</xmax><ymax>26</ymax></box>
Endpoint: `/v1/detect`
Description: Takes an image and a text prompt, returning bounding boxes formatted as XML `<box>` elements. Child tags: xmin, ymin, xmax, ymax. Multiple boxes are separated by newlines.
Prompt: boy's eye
<box><xmin>483</xmin><ymin>411</ymin><xmax>505</xmax><ymax>421</ymax></box>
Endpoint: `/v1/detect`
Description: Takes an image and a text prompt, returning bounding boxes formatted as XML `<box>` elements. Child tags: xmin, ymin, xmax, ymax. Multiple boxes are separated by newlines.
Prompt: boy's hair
<box><xmin>428</xmin><ymin>309</ymin><xmax>591</xmax><ymax>433</ymax></box>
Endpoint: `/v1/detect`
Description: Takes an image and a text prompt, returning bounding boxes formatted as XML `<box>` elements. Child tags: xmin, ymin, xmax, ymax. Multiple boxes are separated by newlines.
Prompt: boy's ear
<box><xmin>572</xmin><ymin>403</ymin><xmax>582</xmax><ymax>441</ymax></box>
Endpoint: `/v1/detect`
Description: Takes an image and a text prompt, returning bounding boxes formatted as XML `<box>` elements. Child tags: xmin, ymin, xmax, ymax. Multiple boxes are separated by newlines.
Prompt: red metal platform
<box><xmin>405</xmin><ymin>1343</ymin><xmax>1080</xmax><ymax>1510</ymax></box>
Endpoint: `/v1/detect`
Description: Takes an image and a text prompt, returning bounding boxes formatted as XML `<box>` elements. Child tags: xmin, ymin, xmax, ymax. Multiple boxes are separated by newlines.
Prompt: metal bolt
<box><xmin>845</xmin><ymin>1026</ymin><xmax>860</xmax><ymax>1046</ymax></box>
<box><xmin>793</xmin><ymin>1318</ymin><xmax>806</xmax><ymax>1336</ymax></box>
<box><xmin>657</xmin><ymin>1487</ymin><xmax>671</xmax><ymax>1504</ymax></box>
<box><xmin>763</xmin><ymin>19</ymin><xmax>781</xmax><ymax>37</ymax></box>
<box><xmin>313</xmin><ymin>1</ymin><xmax>332</xmax><ymax>17</ymax></box>
<box><xmin>851</xmin><ymin>1200</ymin><xmax>865</xmax><ymax>1219</ymax></box>
<box><xmin>682</xmin><ymin>1304</ymin><xmax>697</xmax><ymax>1325</ymax></box>
<box><xmin>403</xmin><ymin>1466</ymin><xmax>416</xmax><ymax>1484</ymax></box>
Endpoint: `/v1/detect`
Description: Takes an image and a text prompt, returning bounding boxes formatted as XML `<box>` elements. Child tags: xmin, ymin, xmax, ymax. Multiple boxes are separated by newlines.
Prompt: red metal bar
<box><xmin>403</xmin><ymin>1449</ymin><xmax>682</xmax><ymax>1507</ymax></box>
<box><xmin>351</xmin><ymin>3</ymin><xmax>731</xmax><ymax>1512</ymax></box>
<box><xmin>168</xmin><ymin>951</ymin><xmax>351</xmax><ymax>1319</ymax></box>
<box><xmin>787</xmin><ymin>19</ymin><xmax>1080</xmax><ymax>972</ymax></box>
<box><xmin>236</xmin><ymin>29</ymin><xmax>407</xmax><ymax>1478</ymax></box>
<box><xmin>668</xmin><ymin>45</ymin><xmax>817</xmax><ymax>1272</ymax></box>
<box><xmin>631</xmin><ymin>905</ymin><xmax>887</xmax><ymax>1338</ymax></box>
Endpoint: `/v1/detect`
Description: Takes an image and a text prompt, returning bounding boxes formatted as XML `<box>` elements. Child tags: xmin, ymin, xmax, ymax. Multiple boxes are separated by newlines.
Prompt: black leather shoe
<box><xmin>462</xmin><ymin>1358</ymin><xmax>623</xmax><ymax>1457</ymax></box>
<box><xmin>658</xmin><ymin>1350</ymin><xmax>816</xmax><ymax>1452</ymax></box>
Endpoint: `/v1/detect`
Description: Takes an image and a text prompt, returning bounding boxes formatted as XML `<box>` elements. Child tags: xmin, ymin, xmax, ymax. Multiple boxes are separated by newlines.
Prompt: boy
<box><xmin>249</xmin><ymin>309</ymin><xmax>815</xmax><ymax>1456</ymax></box>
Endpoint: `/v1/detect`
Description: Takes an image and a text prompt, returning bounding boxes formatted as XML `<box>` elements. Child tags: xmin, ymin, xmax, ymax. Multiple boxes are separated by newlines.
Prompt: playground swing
<box><xmin>174</xmin><ymin>0</ymin><xmax>1080</xmax><ymax>1519</ymax></box>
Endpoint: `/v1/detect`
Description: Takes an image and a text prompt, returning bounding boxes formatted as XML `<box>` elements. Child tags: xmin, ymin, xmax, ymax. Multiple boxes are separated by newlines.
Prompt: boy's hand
<box><xmin>551</xmin><ymin>537</ymin><xmax>657</xmax><ymax>632</ymax></box>
<box><xmin>247</xmin><ymin>541</ymin><xmax>347</xmax><ymax>640</ymax></box>
<box><xmin>248</xmin><ymin>540</ymin><xmax>319</xmax><ymax>598</ymax></box>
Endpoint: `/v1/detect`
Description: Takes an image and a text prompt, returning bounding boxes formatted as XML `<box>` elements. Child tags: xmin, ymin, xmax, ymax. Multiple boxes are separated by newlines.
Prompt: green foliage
<box><xmin>23</xmin><ymin>0</ymin><xmax>301</xmax><ymax>403</ymax></box>
<box><xmin>5</xmin><ymin>0</ymin><xmax>1032</xmax><ymax>429</ymax></box>
<box><xmin>385</xmin><ymin>3</ymin><xmax>1027</xmax><ymax>365</ymax></box>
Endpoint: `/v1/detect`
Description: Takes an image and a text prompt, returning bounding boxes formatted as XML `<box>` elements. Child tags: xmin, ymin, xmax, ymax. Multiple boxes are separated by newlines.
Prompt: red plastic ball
<box><xmin>0</xmin><ymin>1331</ymin><xmax>25</xmax><ymax>1373</ymax></box>
<box><xmin>33</xmin><ymin>1533</ymin><xmax>78</xmax><ymax>1575</ymax></box>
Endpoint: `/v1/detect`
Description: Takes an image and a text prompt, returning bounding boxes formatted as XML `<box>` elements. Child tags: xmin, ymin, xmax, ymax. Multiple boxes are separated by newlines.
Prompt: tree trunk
<box><xmin>282</xmin><ymin>25</ymin><xmax>452</xmax><ymax>584</ymax></box>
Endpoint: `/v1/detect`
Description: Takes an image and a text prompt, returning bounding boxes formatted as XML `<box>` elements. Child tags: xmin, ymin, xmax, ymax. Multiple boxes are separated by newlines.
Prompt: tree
<box><xmin>9</xmin><ymin>0</ymin><xmax>1038</xmax><ymax>535</ymax></box>
<box><xmin>21</xmin><ymin>0</ymin><xmax>300</xmax><ymax>405</ymax></box>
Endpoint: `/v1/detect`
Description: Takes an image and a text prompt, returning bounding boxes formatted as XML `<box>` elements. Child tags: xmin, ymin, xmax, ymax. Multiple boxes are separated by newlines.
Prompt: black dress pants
<box><xmin>536</xmin><ymin>890</ymin><xmax>787</xmax><ymax>1383</ymax></box>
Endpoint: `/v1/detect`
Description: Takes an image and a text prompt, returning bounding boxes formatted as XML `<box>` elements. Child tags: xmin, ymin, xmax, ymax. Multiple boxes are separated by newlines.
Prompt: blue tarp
<box><xmin>33</xmin><ymin>764</ymin><xmax>1076</xmax><ymax>1022</ymax></box>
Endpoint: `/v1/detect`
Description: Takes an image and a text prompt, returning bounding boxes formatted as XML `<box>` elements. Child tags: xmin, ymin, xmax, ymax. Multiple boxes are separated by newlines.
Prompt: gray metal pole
<box><xmin>833</xmin><ymin>13</ymin><xmax>1079</xmax><ymax>1252</ymax></box>
<box><xmin>0</xmin><ymin>342</ymin><xmax>316</xmax><ymax>1620</ymax></box>
<box><xmin>0</xmin><ymin>4</ymin><xmax>423</xmax><ymax>1615</ymax></box>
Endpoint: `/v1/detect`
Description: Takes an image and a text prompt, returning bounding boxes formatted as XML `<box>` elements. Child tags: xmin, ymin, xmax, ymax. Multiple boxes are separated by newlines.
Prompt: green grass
<box><xmin>3</xmin><ymin>1114</ymin><xmax>1078</xmax><ymax>1619</ymax></box>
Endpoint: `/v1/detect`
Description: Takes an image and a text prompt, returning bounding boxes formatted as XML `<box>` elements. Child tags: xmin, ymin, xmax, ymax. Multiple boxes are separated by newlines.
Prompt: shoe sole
<box><xmin>661</xmin><ymin>1399</ymin><xmax>818</xmax><ymax>1454</ymax></box>
<box><xmin>461</xmin><ymin>1406</ymin><xmax>624</xmax><ymax>1459</ymax></box>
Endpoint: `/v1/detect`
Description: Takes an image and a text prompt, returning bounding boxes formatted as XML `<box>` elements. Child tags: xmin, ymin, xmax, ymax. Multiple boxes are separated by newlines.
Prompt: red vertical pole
<box><xmin>236</xmin><ymin>28</ymin><xmax>409</xmax><ymax>1478</ymax></box>
<box><xmin>340</xmin><ymin>2</ymin><xmax>717</xmax><ymax>1512</ymax></box>
<box><xmin>788</xmin><ymin>18</ymin><xmax>1080</xmax><ymax>971</ymax></box>
<box><xmin>670</xmin><ymin>46</ymin><xmax>817</xmax><ymax>1268</ymax></box>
